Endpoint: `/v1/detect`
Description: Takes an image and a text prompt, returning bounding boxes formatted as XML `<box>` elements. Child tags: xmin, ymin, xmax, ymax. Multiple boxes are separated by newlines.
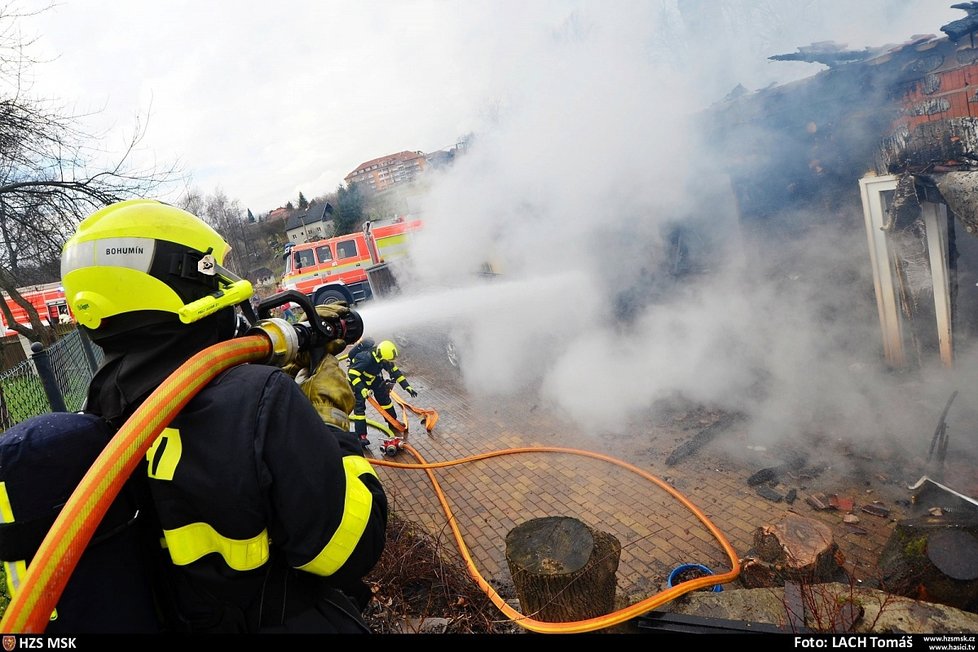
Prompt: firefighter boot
<box><xmin>352</xmin><ymin>411</ymin><xmax>369</xmax><ymax>447</ymax></box>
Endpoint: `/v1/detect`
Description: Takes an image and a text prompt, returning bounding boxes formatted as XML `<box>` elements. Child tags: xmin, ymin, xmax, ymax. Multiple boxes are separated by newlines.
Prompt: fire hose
<box><xmin>351</xmin><ymin>381</ymin><xmax>741</xmax><ymax>632</ymax></box>
<box><xmin>0</xmin><ymin>334</ymin><xmax>273</xmax><ymax>633</ymax></box>
<box><xmin>0</xmin><ymin>312</ymin><xmax>740</xmax><ymax>634</ymax></box>
<box><xmin>365</xmin><ymin>390</ymin><xmax>439</xmax><ymax>455</ymax></box>
<box><xmin>372</xmin><ymin>443</ymin><xmax>740</xmax><ymax>634</ymax></box>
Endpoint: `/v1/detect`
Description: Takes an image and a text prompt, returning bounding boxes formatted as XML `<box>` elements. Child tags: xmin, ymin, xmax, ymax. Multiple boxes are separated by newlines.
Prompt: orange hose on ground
<box><xmin>0</xmin><ymin>335</ymin><xmax>272</xmax><ymax>633</ymax></box>
<box><xmin>391</xmin><ymin>391</ymin><xmax>439</xmax><ymax>432</ymax></box>
<box><xmin>368</xmin><ymin>390</ymin><xmax>440</xmax><ymax>436</ymax></box>
<box><xmin>0</xmin><ymin>333</ymin><xmax>740</xmax><ymax>634</ymax></box>
<box><xmin>368</xmin><ymin>395</ymin><xmax>408</xmax><ymax>433</ymax></box>
<box><xmin>371</xmin><ymin>444</ymin><xmax>741</xmax><ymax>634</ymax></box>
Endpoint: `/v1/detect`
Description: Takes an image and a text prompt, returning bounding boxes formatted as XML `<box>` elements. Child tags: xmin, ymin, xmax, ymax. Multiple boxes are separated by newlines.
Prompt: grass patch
<box><xmin>0</xmin><ymin>376</ymin><xmax>51</xmax><ymax>425</ymax></box>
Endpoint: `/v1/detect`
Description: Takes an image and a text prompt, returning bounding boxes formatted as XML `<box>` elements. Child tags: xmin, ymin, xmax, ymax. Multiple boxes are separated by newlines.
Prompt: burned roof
<box><xmin>769</xmin><ymin>41</ymin><xmax>879</xmax><ymax>67</ymax></box>
<box><xmin>942</xmin><ymin>2</ymin><xmax>978</xmax><ymax>41</ymax></box>
<box><xmin>708</xmin><ymin>14</ymin><xmax>978</xmax><ymax>223</ymax></box>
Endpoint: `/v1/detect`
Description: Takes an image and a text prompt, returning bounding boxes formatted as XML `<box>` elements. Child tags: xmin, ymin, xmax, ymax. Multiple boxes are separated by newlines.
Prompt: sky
<box><xmin>13</xmin><ymin>0</ymin><xmax>978</xmax><ymax>471</ymax></box>
<box><xmin>12</xmin><ymin>0</ymin><xmax>962</xmax><ymax>215</ymax></box>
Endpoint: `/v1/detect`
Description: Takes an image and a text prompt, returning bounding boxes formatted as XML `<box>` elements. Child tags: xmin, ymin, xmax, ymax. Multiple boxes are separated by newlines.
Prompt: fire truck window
<box><xmin>295</xmin><ymin>250</ymin><xmax>315</xmax><ymax>269</ymax></box>
<box><xmin>315</xmin><ymin>246</ymin><xmax>333</xmax><ymax>263</ymax></box>
<box><xmin>336</xmin><ymin>241</ymin><xmax>358</xmax><ymax>260</ymax></box>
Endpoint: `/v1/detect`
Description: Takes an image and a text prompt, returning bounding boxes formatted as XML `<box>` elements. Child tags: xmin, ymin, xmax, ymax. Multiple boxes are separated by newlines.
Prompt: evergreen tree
<box><xmin>334</xmin><ymin>184</ymin><xmax>363</xmax><ymax>235</ymax></box>
<box><xmin>247</xmin><ymin>208</ymin><xmax>256</xmax><ymax>223</ymax></box>
<box><xmin>298</xmin><ymin>192</ymin><xmax>309</xmax><ymax>210</ymax></box>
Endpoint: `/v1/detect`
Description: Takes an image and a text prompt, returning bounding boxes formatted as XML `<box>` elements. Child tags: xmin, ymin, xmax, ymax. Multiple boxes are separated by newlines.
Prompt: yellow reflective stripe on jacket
<box><xmin>0</xmin><ymin>482</ymin><xmax>57</xmax><ymax>621</ymax></box>
<box><xmin>298</xmin><ymin>455</ymin><xmax>378</xmax><ymax>576</ymax></box>
<box><xmin>162</xmin><ymin>522</ymin><xmax>270</xmax><ymax>570</ymax></box>
<box><xmin>0</xmin><ymin>482</ymin><xmax>25</xmax><ymax>595</ymax></box>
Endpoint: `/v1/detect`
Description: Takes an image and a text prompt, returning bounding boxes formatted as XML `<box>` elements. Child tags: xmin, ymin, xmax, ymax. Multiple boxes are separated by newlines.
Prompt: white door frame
<box><xmin>859</xmin><ymin>174</ymin><xmax>953</xmax><ymax>368</ymax></box>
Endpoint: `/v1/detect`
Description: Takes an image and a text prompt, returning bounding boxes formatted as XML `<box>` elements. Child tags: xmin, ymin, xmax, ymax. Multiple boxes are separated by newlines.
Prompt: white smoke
<box><xmin>389</xmin><ymin>1</ymin><xmax>969</xmax><ymax>462</ymax></box>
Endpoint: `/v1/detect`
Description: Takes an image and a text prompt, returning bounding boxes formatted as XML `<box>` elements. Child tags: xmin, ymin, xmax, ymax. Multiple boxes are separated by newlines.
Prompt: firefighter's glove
<box><xmin>299</xmin><ymin>353</ymin><xmax>356</xmax><ymax>431</ymax></box>
<box><xmin>407</xmin><ymin>387</ymin><xmax>419</xmax><ymax>398</ymax></box>
<box><xmin>312</xmin><ymin>303</ymin><xmax>353</xmax><ymax>357</ymax></box>
<box><xmin>283</xmin><ymin>303</ymin><xmax>352</xmax><ymax>377</ymax></box>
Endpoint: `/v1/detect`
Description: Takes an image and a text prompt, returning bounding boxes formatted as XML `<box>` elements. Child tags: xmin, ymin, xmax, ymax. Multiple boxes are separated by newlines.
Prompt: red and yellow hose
<box><xmin>0</xmin><ymin>335</ymin><xmax>740</xmax><ymax>634</ymax></box>
<box><xmin>0</xmin><ymin>335</ymin><xmax>273</xmax><ymax>633</ymax></box>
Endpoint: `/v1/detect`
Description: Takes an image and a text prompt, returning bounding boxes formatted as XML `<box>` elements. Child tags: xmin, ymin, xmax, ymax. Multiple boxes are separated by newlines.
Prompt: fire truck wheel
<box><xmin>314</xmin><ymin>289</ymin><xmax>347</xmax><ymax>305</ymax></box>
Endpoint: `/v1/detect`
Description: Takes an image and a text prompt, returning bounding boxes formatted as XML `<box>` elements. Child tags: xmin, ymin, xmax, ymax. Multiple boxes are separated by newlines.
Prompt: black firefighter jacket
<box><xmin>347</xmin><ymin>351</ymin><xmax>413</xmax><ymax>399</ymax></box>
<box><xmin>144</xmin><ymin>363</ymin><xmax>388</xmax><ymax>632</ymax></box>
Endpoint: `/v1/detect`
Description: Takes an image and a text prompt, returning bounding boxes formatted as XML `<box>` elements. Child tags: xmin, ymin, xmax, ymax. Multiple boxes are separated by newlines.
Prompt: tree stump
<box><xmin>750</xmin><ymin>513</ymin><xmax>843</xmax><ymax>583</ymax></box>
<box><xmin>877</xmin><ymin>515</ymin><xmax>978</xmax><ymax>612</ymax></box>
<box><xmin>505</xmin><ymin>516</ymin><xmax>621</xmax><ymax>623</ymax></box>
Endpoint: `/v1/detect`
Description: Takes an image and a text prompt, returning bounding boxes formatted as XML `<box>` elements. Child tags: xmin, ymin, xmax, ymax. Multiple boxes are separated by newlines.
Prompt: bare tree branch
<box><xmin>0</xmin><ymin>3</ymin><xmax>182</xmax><ymax>344</ymax></box>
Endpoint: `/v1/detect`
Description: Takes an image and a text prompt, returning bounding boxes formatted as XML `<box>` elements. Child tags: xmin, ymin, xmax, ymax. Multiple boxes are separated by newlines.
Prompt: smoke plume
<box><xmin>362</xmin><ymin>1</ymin><xmax>972</xmax><ymax>468</ymax></box>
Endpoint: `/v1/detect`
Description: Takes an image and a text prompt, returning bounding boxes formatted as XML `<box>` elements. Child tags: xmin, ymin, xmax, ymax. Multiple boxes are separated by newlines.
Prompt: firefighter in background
<box><xmin>59</xmin><ymin>199</ymin><xmax>388</xmax><ymax>633</ymax></box>
<box><xmin>347</xmin><ymin>339</ymin><xmax>418</xmax><ymax>447</ymax></box>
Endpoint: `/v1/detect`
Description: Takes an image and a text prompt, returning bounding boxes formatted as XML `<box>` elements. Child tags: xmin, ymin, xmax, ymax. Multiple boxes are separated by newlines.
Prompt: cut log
<box><xmin>739</xmin><ymin>557</ymin><xmax>779</xmax><ymax>588</ymax></box>
<box><xmin>505</xmin><ymin>516</ymin><xmax>621</xmax><ymax>623</ymax></box>
<box><xmin>877</xmin><ymin>514</ymin><xmax>978</xmax><ymax>611</ymax></box>
<box><xmin>752</xmin><ymin>513</ymin><xmax>843</xmax><ymax>582</ymax></box>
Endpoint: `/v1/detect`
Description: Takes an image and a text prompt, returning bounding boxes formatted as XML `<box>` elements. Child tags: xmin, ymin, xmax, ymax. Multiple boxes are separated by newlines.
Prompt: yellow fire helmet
<box><xmin>61</xmin><ymin>199</ymin><xmax>253</xmax><ymax>330</ymax></box>
<box><xmin>376</xmin><ymin>340</ymin><xmax>398</xmax><ymax>361</ymax></box>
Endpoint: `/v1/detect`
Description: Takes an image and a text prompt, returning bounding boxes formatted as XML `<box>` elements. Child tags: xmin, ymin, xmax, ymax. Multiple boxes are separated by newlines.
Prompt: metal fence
<box><xmin>0</xmin><ymin>328</ymin><xmax>103</xmax><ymax>432</ymax></box>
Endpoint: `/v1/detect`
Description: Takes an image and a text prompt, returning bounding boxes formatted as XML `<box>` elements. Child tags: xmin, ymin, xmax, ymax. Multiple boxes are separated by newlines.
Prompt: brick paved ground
<box><xmin>366</xmin><ymin>351</ymin><xmax>969</xmax><ymax>612</ymax></box>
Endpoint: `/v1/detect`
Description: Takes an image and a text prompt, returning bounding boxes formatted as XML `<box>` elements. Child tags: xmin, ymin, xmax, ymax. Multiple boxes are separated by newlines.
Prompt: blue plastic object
<box><xmin>667</xmin><ymin>563</ymin><xmax>723</xmax><ymax>592</ymax></box>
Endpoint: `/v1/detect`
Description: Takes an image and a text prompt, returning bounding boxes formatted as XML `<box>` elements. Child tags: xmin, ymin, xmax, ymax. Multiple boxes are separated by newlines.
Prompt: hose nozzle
<box><xmin>246</xmin><ymin>293</ymin><xmax>365</xmax><ymax>369</ymax></box>
<box><xmin>248</xmin><ymin>318</ymin><xmax>300</xmax><ymax>367</ymax></box>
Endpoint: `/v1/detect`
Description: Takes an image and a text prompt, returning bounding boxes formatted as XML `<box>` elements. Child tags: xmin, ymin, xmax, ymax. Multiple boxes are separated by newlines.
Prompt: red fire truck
<box><xmin>0</xmin><ymin>282</ymin><xmax>72</xmax><ymax>336</ymax></box>
<box><xmin>280</xmin><ymin>217</ymin><xmax>422</xmax><ymax>305</ymax></box>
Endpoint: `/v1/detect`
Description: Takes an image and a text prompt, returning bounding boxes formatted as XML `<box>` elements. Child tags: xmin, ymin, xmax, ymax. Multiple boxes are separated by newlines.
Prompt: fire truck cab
<box><xmin>0</xmin><ymin>282</ymin><xmax>72</xmax><ymax>336</ymax></box>
<box><xmin>281</xmin><ymin>217</ymin><xmax>421</xmax><ymax>305</ymax></box>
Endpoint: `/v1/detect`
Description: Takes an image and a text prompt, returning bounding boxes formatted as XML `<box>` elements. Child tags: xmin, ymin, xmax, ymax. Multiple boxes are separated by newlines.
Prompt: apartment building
<box><xmin>344</xmin><ymin>150</ymin><xmax>428</xmax><ymax>194</ymax></box>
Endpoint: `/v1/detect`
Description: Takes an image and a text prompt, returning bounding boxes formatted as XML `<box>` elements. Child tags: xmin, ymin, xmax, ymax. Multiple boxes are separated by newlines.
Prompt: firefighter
<box><xmin>60</xmin><ymin>199</ymin><xmax>388</xmax><ymax>633</ymax></box>
<box><xmin>347</xmin><ymin>339</ymin><xmax>418</xmax><ymax>447</ymax></box>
